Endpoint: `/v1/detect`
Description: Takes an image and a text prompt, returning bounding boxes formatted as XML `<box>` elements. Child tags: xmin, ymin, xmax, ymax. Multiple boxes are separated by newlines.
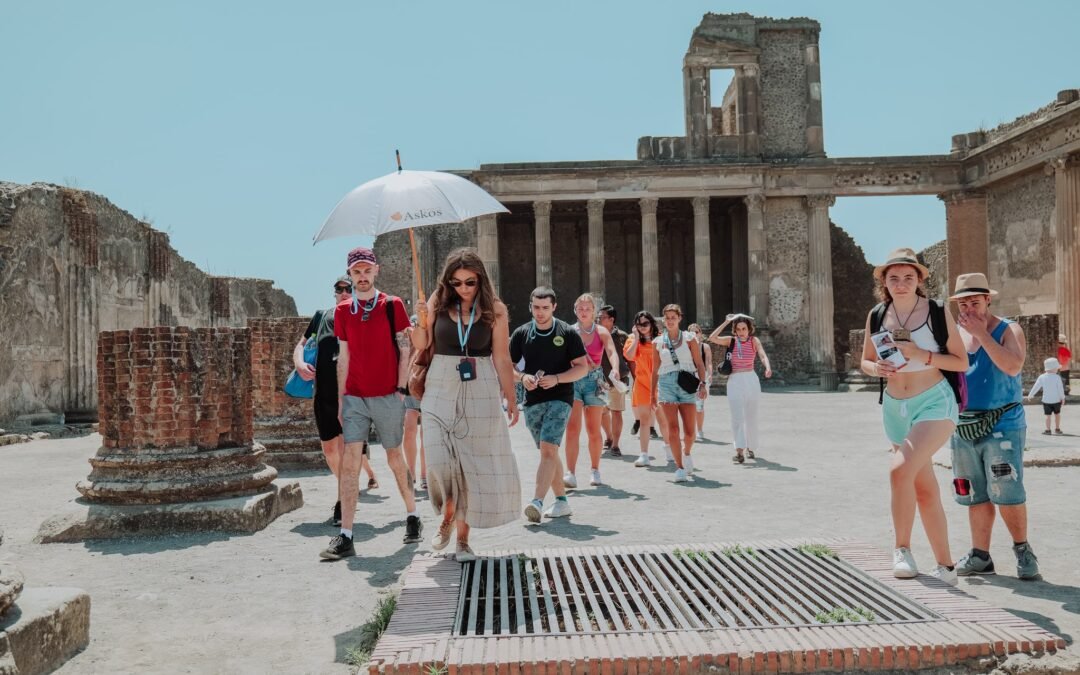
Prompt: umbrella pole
<box><xmin>408</xmin><ymin>227</ymin><xmax>426</xmax><ymax>327</ymax></box>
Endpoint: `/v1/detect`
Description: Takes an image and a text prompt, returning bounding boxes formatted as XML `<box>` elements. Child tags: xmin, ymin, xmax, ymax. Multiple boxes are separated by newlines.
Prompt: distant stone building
<box><xmin>0</xmin><ymin>182</ymin><xmax>297</xmax><ymax>424</ymax></box>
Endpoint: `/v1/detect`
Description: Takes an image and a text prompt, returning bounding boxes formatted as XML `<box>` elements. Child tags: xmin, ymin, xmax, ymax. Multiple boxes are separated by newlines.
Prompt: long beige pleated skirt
<box><xmin>420</xmin><ymin>355</ymin><xmax>521</xmax><ymax>528</ymax></box>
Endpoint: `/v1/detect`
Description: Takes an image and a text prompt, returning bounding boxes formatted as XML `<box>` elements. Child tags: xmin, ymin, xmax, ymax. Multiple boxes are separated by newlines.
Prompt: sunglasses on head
<box><xmin>449</xmin><ymin>278</ymin><xmax>478</xmax><ymax>288</ymax></box>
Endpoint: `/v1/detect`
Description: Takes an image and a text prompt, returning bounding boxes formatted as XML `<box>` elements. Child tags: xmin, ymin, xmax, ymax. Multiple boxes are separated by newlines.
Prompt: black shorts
<box><xmin>1043</xmin><ymin>402</ymin><xmax>1062</xmax><ymax>415</ymax></box>
<box><xmin>314</xmin><ymin>385</ymin><xmax>342</xmax><ymax>441</ymax></box>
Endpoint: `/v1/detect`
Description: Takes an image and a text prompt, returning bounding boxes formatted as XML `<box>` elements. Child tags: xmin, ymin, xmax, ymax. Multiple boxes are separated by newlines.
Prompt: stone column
<box><xmin>692</xmin><ymin>196</ymin><xmax>713</xmax><ymax>326</ymax></box>
<box><xmin>804</xmin><ymin>40</ymin><xmax>825</xmax><ymax>157</ymax></box>
<box><xmin>61</xmin><ymin>189</ymin><xmax>100</xmax><ymax>415</ymax></box>
<box><xmin>476</xmin><ymin>214</ymin><xmax>500</xmax><ymax>294</ymax></box>
<box><xmin>940</xmin><ymin>191</ymin><xmax>988</xmax><ymax>299</ymax></box>
<box><xmin>806</xmin><ymin>194</ymin><xmax>837</xmax><ymax>388</ymax></box>
<box><xmin>737</xmin><ymin>64</ymin><xmax>762</xmax><ymax>157</ymax></box>
<box><xmin>640</xmin><ymin>197</ymin><xmax>660</xmax><ymax>314</ymax></box>
<box><xmin>587</xmin><ymin>199</ymin><xmax>606</xmax><ymax>300</ymax></box>
<box><xmin>744</xmin><ymin>194</ymin><xmax>769</xmax><ymax>319</ymax></box>
<box><xmin>684</xmin><ymin>65</ymin><xmax>709</xmax><ymax>159</ymax></box>
<box><xmin>1050</xmin><ymin>155</ymin><xmax>1080</xmax><ymax>353</ymax></box>
<box><xmin>147</xmin><ymin>230</ymin><xmax>171</xmax><ymax>327</ymax></box>
<box><xmin>534</xmin><ymin>200</ymin><xmax>553</xmax><ymax>287</ymax></box>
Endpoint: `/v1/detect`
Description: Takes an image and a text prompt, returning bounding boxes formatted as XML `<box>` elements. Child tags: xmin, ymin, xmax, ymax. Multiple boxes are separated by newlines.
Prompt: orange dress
<box><xmin>625</xmin><ymin>340</ymin><xmax>659</xmax><ymax>407</ymax></box>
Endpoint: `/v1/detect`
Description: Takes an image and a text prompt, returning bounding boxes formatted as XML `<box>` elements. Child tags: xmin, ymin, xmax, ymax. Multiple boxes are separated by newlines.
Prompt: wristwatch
<box><xmin>397</xmin><ymin>386</ymin><xmax>409</xmax><ymax>396</ymax></box>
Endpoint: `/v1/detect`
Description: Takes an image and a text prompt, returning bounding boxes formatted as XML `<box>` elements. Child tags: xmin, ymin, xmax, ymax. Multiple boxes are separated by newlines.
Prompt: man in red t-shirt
<box><xmin>319</xmin><ymin>247</ymin><xmax>421</xmax><ymax>561</ymax></box>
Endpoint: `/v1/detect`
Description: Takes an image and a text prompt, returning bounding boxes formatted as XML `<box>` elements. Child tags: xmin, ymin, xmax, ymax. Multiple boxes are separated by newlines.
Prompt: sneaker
<box><xmin>603</xmin><ymin>439</ymin><xmax>612</xmax><ymax>451</ymax></box>
<box><xmin>524</xmin><ymin>501</ymin><xmax>543</xmax><ymax>524</ymax></box>
<box><xmin>928</xmin><ymin>565</ymin><xmax>958</xmax><ymax>587</ymax></box>
<box><xmin>329</xmin><ymin>500</ymin><xmax>342</xmax><ymax>527</ymax></box>
<box><xmin>589</xmin><ymin>469</ymin><xmax>602</xmax><ymax>486</ymax></box>
<box><xmin>649</xmin><ymin>427</ymin><xmax>660</xmax><ymax>440</ymax></box>
<box><xmin>955</xmin><ymin>550</ymin><xmax>996</xmax><ymax>576</ymax></box>
<box><xmin>562</xmin><ymin>472</ymin><xmax>578</xmax><ymax>489</ymax></box>
<box><xmin>543</xmin><ymin>499</ymin><xmax>573</xmax><ymax>518</ymax></box>
<box><xmin>610</xmin><ymin>446</ymin><xmax>622</xmax><ymax>458</ymax></box>
<box><xmin>455</xmin><ymin>541</ymin><xmax>477</xmax><ymax>563</ymax></box>
<box><xmin>1054</xmin><ymin>429</ymin><xmax>1064</xmax><ymax>435</ymax></box>
<box><xmin>746</xmin><ymin>449</ymin><xmax>755</xmax><ymax>459</ymax></box>
<box><xmin>432</xmin><ymin>520</ymin><xmax>454</xmax><ymax>550</ymax></box>
<box><xmin>367</xmin><ymin>477</ymin><xmax>379</xmax><ymax>490</ymax></box>
<box><xmin>631</xmin><ymin>420</ymin><xmax>640</xmax><ymax>436</ymax></box>
<box><xmin>893</xmin><ymin>547</ymin><xmax>918</xmax><ymax>578</ymax></box>
<box><xmin>319</xmin><ymin>534</ymin><xmax>355</xmax><ymax>560</ymax></box>
<box><xmin>673</xmin><ymin>468</ymin><xmax>688</xmax><ymax>482</ymax></box>
<box><xmin>664</xmin><ymin>444</ymin><xmax>674</xmax><ymax>463</ymax></box>
<box><xmin>403</xmin><ymin>515</ymin><xmax>423</xmax><ymax>544</ymax></box>
<box><xmin>696</xmin><ymin>431</ymin><xmax>705</xmax><ymax>442</ymax></box>
<box><xmin>683</xmin><ymin>455</ymin><xmax>694</xmax><ymax>473</ymax></box>
<box><xmin>1042</xmin><ymin>429</ymin><xmax>1052</xmax><ymax>435</ymax></box>
<box><xmin>634</xmin><ymin>454</ymin><xmax>651</xmax><ymax>467</ymax></box>
<box><xmin>1013</xmin><ymin>542</ymin><xmax>1041</xmax><ymax>580</ymax></box>
<box><xmin>420</xmin><ymin>478</ymin><xmax>428</xmax><ymax>490</ymax></box>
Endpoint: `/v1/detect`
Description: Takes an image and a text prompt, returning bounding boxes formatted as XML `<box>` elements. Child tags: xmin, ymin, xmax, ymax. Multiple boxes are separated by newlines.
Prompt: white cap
<box><xmin>1044</xmin><ymin>357</ymin><xmax>1061</xmax><ymax>372</ymax></box>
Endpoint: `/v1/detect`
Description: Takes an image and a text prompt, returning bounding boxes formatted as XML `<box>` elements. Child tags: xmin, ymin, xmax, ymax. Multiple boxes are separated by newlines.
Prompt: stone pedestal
<box><xmin>0</xmin><ymin>588</ymin><xmax>90</xmax><ymax>675</ymax></box>
<box><xmin>250</xmin><ymin>318</ymin><xmax>324</xmax><ymax>470</ymax></box>
<box><xmin>37</xmin><ymin>327</ymin><xmax>302</xmax><ymax>542</ymax></box>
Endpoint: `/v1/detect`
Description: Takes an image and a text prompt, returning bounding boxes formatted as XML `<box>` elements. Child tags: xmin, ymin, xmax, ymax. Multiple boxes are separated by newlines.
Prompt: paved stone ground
<box><xmin>0</xmin><ymin>390</ymin><xmax>1077</xmax><ymax>674</ymax></box>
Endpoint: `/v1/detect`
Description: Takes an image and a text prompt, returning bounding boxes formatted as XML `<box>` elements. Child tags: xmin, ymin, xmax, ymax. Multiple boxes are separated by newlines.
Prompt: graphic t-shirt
<box><xmin>509</xmin><ymin>319</ymin><xmax>586</xmax><ymax>406</ymax></box>
<box><xmin>334</xmin><ymin>292</ymin><xmax>411</xmax><ymax>398</ymax></box>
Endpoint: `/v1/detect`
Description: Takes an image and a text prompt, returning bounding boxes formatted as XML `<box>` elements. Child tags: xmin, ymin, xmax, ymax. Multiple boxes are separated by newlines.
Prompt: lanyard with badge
<box><xmin>456</xmin><ymin>302</ymin><xmax>477</xmax><ymax>381</ymax></box>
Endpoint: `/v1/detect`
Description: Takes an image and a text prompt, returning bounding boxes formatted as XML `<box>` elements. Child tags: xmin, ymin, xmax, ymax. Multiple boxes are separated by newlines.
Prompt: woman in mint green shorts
<box><xmin>859</xmin><ymin>248</ymin><xmax>969</xmax><ymax>586</ymax></box>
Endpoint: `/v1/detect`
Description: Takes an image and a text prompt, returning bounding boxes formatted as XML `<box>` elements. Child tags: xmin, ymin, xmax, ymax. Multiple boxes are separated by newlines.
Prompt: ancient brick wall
<box><xmin>919</xmin><ymin>240</ymin><xmax>949</xmax><ymax>303</ymax></box>
<box><xmin>830</xmin><ymin>222</ymin><xmax>875</xmax><ymax>366</ymax></box>
<box><xmin>764</xmin><ymin>197</ymin><xmax>810</xmax><ymax>377</ymax></box>
<box><xmin>249</xmin><ymin>318</ymin><xmax>312</xmax><ymax>420</ymax></box>
<box><xmin>97</xmin><ymin>327</ymin><xmax>253</xmax><ymax>450</ymax></box>
<box><xmin>1016</xmin><ymin>314</ymin><xmax>1060</xmax><ymax>391</ymax></box>
<box><xmin>759</xmin><ymin>29</ymin><xmax>810</xmax><ymax>158</ymax></box>
<box><xmin>987</xmin><ymin>171</ymin><xmax>1056</xmax><ymax>316</ymax></box>
<box><xmin>0</xmin><ymin>182</ymin><xmax>296</xmax><ymax>424</ymax></box>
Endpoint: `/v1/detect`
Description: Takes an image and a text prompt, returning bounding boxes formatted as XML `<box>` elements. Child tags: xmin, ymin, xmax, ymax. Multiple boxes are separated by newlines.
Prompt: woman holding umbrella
<box><xmin>411</xmin><ymin>248</ymin><xmax>521</xmax><ymax>562</ymax></box>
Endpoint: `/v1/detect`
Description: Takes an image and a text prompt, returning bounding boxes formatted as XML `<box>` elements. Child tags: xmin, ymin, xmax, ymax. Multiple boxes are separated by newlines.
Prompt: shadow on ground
<box><xmin>572</xmin><ymin>484</ymin><xmax>648</xmax><ymax>502</ymax></box>
<box><xmin>532</xmin><ymin>520</ymin><xmax>619</xmax><ymax>541</ymax></box>
<box><xmin>966</xmin><ymin>576</ymin><xmax>1080</xmax><ymax>644</ymax></box>
<box><xmin>740</xmin><ymin>455</ymin><xmax>798</xmax><ymax>472</ymax></box>
<box><xmin>345</xmin><ymin>544</ymin><xmax>418</xmax><ymax>586</ymax></box>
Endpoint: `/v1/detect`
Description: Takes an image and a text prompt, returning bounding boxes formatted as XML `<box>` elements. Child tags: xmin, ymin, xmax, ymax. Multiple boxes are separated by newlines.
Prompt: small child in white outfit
<box><xmin>1028</xmin><ymin>357</ymin><xmax>1066</xmax><ymax>435</ymax></box>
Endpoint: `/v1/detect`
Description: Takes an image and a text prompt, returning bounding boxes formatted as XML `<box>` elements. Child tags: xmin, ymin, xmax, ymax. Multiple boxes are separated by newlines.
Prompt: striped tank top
<box><xmin>730</xmin><ymin>338</ymin><xmax>756</xmax><ymax>370</ymax></box>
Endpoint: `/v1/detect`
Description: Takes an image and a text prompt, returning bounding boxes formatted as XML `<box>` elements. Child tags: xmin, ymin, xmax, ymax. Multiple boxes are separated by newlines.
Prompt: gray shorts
<box><xmin>342</xmin><ymin>394</ymin><xmax>406</xmax><ymax>449</ymax></box>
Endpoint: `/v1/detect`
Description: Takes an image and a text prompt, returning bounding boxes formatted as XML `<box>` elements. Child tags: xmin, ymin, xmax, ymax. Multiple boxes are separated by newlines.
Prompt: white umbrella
<box><xmin>313</xmin><ymin>152</ymin><xmax>509</xmax><ymax>305</ymax></box>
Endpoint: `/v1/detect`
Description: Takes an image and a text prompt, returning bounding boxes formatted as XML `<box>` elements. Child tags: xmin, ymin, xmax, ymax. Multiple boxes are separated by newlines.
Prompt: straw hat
<box><xmin>1044</xmin><ymin>357</ymin><xmax>1061</xmax><ymax>372</ymax></box>
<box><xmin>873</xmin><ymin>247</ymin><xmax>930</xmax><ymax>280</ymax></box>
<box><xmin>949</xmin><ymin>272</ymin><xmax>999</xmax><ymax>300</ymax></box>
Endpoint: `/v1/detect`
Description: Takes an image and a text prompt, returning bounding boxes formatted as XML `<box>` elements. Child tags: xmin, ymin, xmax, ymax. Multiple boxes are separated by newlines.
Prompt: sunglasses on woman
<box><xmin>449</xmin><ymin>278</ymin><xmax>478</xmax><ymax>288</ymax></box>
<box><xmin>636</xmin><ymin>321</ymin><xmax>651</xmax><ymax>328</ymax></box>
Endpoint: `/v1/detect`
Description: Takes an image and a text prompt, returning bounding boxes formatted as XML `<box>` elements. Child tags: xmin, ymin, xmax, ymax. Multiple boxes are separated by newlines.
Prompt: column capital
<box><xmin>804</xmin><ymin>194</ymin><xmax>835</xmax><ymax>210</ymax></box>
<box><xmin>1045</xmin><ymin>154</ymin><xmax>1080</xmax><ymax>175</ymax></box>
<box><xmin>937</xmin><ymin>190</ymin><xmax>986</xmax><ymax>205</ymax></box>
<box><xmin>691</xmin><ymin>195</ymin><xmax>710</xmax><ymax>217</ymax></box>
<box><xmin>586</xmin><ymin>199</ymin><xmax>605</xmax><ymax>219</ymax></box>
<box><xmin>743</xmin><ymin>193</ymin><xmax>765</xmax><ymax>213</ymax></box>
<box><xmin>741</xmin><ymin>63</ymin><xmax>760</xmax><ymax>78</ymax></box>
<box><xmin>639</xmin><ymin>197</ymin><xmax>659</xmax><ymax>215</ymax></box>
<box><xmin>533</xmin><ymin>200</ymin><xmax>552</xmax><ymax>218</ymax></box>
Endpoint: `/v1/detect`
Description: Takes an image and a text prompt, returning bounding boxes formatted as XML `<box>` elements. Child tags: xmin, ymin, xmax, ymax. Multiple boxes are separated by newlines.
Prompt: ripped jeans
<box><xmin>950</xmin><ymin>427</ymin><xmax>1027</xmax><ymax>506</ymax></box>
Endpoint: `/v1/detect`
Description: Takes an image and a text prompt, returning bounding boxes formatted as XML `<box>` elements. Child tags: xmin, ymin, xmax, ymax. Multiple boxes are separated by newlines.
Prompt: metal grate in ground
<box><xmin>455</xmin><ymin>545</ymin><xmax>940</xmax><ymax>636</ymax></box>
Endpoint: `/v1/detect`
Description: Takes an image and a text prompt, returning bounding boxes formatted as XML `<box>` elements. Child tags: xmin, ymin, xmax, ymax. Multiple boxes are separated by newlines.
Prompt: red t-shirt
<box><xmin>1059</xmin><ymin>345</ymin><xmax>1072</xmax><ymax>368</ymax></box>
<box><xmin>334</xmin><ymin>292</ymin><xmax>411</xmax><ymax>398</ymax></box>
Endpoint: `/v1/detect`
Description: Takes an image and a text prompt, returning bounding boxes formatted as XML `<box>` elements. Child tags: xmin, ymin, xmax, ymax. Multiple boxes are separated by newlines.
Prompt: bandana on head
<box><xmin>347</xmin><ymin>247</ymin><xmax>377</xmax><ymax>270</ymax></box>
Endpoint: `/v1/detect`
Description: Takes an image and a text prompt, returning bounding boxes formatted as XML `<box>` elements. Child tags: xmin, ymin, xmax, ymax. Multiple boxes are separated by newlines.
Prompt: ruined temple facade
<box><xmin>371</xmin><ymin>13</ymin><xmax>1079</xmax><ymax>383</ymax></box>
<box><xmin>0</xmin><ymin>182</ymin><xmax>297</xmax><ymax>424</ymax></box>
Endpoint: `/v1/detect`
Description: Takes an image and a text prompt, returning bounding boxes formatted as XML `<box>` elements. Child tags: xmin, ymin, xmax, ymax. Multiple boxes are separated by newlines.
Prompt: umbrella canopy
<box><xmin>312</xmin><ymin>169</ymin><xmax>508</xmax><ymax>243</ymax></box>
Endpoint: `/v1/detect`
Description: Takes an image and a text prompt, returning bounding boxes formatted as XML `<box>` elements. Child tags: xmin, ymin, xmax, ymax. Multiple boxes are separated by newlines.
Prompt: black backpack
<box><xmin>869</xmin><ymin>298</ymin><xmax>966</xmax><ymax>410</ymax></box>
<box><xmin>385</xmin><ymin>295</ymin><xmax>401</xmax><ymax>364</ymax></box>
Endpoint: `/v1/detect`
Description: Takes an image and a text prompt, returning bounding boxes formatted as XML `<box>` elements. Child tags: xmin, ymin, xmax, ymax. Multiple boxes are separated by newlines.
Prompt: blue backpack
<box><xmin>284</xmin><ymin>311</ymin><xmax>322</xmax><ymax>399</ymax></box>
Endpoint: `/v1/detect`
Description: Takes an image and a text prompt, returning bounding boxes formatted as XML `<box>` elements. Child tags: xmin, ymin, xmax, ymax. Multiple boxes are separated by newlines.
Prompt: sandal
<box><xmin>746</xmin><ymin>449</ymin><xmax>755</xmax><ymax>459</ymax></box>
<box><xmin>733</xmin><ymin>450</ymin><xmax>745</xmax><ymax>464</ymax></box>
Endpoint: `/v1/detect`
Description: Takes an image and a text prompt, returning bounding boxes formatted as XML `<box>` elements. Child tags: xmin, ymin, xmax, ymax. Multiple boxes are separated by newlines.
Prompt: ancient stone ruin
<box><xmin>36</xmin><ymin>327</ymin><xmax>303</xmax><ymax>542</ymax></box>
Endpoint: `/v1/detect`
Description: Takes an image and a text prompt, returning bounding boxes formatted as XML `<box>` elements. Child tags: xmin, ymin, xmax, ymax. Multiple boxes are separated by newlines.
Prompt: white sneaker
<box><xmin>664</xmin><ymin>444</ymin><xmax>674</xmax><ymax>463</ymax></box>
<box><xmin>589</xmin><ymin>469</ymin><xmax>602</xmax><ymax>486</ymax></box>
<box><xmin>523</xmin><ymin>502</ymin><xmax>542</xmax><ymax>524</ymax></box>
<box><xmin>928</xmin><ymin>565</ymin><xmax>958</xmax><ymax>587</ymax></box>
<box><xmin>543</xmin><ymin>499</ymin><xmax>572</xmax><ymax>518</ymax></box>
<box><xmin>696</xmin><ymin>431</ymin><xmax>705</xmax><ymax>441</ymax></box>
<box><xmin>683</xmin><ymin>455</ymin><xmax>694</xmax><ymax>473</ymax></box>
<box><xmin>562</xmin><ymin>472</ymin><xmax>578</xmax><ymax>489</ymax></box>
<box><xmin>634</xmin><ymin>454</ymin><xmax>651</xmax><ymax>467</ymax></box>
<box><xmin>893</xmin><ymin>547</ymin><xmax>918</xmax><ymax>578</ymax></box>
<box><xmin>673</xmin><ymin>468</ymin><xmax>688</xmax><ymax>482</ymax></box>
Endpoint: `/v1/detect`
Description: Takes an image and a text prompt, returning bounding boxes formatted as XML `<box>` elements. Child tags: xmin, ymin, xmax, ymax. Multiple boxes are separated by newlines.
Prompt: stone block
<box><xmin>0</xmin><ymin>566</ymin><xmax>22</xmax><ymax>619</ymax></box>
<box><xmin>36</xmin><ymin>480</ymin><xmax>302</xmax><ymax>543</ymax></box>
<box><xmin>0</xmin><ymin>588</ymin><xmax>89</xmax><ymax>675</ymax></box>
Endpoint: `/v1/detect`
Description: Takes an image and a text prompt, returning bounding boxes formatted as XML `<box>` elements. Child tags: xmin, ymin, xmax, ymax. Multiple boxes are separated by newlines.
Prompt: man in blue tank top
<box><xmin>950</xmin><ymin>273</ymin><xmax>1040</xmax><ymax>580</ymax></box>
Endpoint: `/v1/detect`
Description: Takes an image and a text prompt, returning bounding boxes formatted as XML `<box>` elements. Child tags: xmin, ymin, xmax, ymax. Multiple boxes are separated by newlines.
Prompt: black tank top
<box><xmin>433</xmin><ymin>309</ymin><xmax>493</xmax><ymax>357</ymax></box>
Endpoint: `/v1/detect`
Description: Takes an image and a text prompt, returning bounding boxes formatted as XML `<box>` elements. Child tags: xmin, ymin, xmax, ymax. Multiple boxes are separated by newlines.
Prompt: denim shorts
<box><xmin>882</xmin><ymin>379</ymin><xmax>958</xmax><ymax>445</ymax></box>
<box><xmin>404</xmin><ymin>395</ymin><xmax>421</xmax><ymax>411</ymax></box>
<box><xmin>524</xmin><ymin>400</ymin><xmax>572</xmax><ymax>447</ymax></box>
<box><xmin>342</xmin><ymin>394</ymin><xmax>405</xmax><ymax>449</ymax></box>
<box><xmin>573</xmin><ymin>369</ymin><xmax>608</xmax><ymax>407</ymax></box>
<box><xmin>658</xmin><ymin>371</ymin><xmax>697</xmax><ymax>405</ymax></box>
<box><xmin>951</xmin><ymin>427</ymin><xmax>1027</xmax><ymax>506</ymax></box>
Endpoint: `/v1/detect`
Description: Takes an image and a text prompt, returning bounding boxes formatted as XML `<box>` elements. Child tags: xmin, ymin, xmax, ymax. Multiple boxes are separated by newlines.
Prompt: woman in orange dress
<box><xmin>623</xmin><ymin>310</ymin><xmax>661</xmax><ymax>467</ymax></box>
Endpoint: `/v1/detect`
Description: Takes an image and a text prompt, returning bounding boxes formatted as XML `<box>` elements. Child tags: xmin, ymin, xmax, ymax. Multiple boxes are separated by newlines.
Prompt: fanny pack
<box><xmin>956</xmin><ymin>402</ymin><xmax>1020</xmax><ymax>441</ymax></box>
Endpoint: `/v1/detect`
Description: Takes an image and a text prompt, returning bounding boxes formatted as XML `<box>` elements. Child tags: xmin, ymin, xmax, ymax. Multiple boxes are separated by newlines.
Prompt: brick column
<box><xmin>1050</xmin><ymin>155</ymin><xmax>1080</xmax><ymax>353</ymax></box>
<box><xmin>806</xmin><ymin>195</ymin><xmax>837</xmax><ymax>387</ymax></box>
<box><xmin>744</xmin><ymin>194</ymin><xmax>769</xmax><ymax>320</ymax></box>
<box><xmin>640</xmin><ymin>197</ymin><xmax>660</xmax><ymax>315</ymax></box>
<box><xmin>476</xmin><ymin>214</ymin><xmax>500</xmax><ymax>294</ymax></box>
<box><xmin>940</xmin><ymin>191</ymin><xmax>988</xmax><ymax>296</ymax></box>
<box><xmin>692</xmin><ymin>196</ymin><xmax>713</xmax><ymax>326</ymax></box>
<box><xmin>587</xmin><ymin>199</ymin><xmax>606</xmax><ymax>300</ymax></box>
<box><xmin>249</xmin><ymin>318</ymin><xmax>322</xmax><ymax>469</ymax></box>
<box><xmin>534</xmin><ymin>200</ymin><xmax>553</xmax><ymax>287</ymax></box>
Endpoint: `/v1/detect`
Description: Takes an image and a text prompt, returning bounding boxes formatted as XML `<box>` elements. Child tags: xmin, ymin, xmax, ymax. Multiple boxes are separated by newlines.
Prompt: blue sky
<box><xmin>3</xmin><ymin>1</ymin><xmax>1078</xmax><ymax>315</ymax></box>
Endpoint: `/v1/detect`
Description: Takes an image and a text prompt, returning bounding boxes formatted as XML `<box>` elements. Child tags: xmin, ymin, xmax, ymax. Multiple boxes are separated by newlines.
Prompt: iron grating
<box><xmin>454</xmin><ymin>545</ymin><xmax>942</xmax><ymax>636</ymax></box>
